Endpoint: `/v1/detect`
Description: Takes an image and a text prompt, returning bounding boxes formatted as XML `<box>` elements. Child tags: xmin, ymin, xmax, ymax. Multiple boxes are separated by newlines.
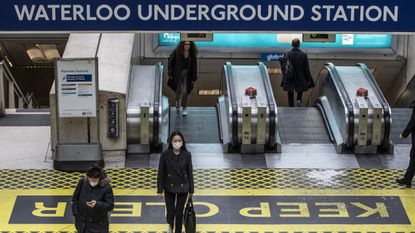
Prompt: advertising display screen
<box><xmin>158</xmin><ymin>33</ymin><xmax>392</xmax><ymax>48</ymax></box>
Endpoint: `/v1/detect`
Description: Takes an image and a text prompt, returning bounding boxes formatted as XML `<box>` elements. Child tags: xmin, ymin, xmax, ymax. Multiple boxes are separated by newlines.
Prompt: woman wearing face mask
<box><xmin>157</xmin><ymin>131</ymin><xmax>194</xmax><ymax>233</ymax></box>
<box><xmin>71</xmin><ymin>166</ymin><xmax>114</xmax><ymax>233</ymax></box>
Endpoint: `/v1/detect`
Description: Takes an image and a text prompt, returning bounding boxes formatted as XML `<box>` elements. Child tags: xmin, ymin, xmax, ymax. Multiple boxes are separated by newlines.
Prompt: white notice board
<box><xmin>56</xmin><ymin>58</ymin><xmax>98</xmax><ymax>117</ymax></box>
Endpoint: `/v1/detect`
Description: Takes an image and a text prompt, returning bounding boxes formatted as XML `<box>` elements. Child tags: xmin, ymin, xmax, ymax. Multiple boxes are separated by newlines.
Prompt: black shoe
<box><xmin>396</xmin><ymin>178</ymin><xmax>412</xmax><ymax>187</ymax></box>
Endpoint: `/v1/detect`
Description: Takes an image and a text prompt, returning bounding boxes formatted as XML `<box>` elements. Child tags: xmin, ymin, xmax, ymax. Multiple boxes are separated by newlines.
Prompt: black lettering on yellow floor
<box><xmin>9</xmin><ymin>195</ymin><xmax>409</xmax><ymax>224</ymax></box>
<box><xmin>1</xmin><ymin>168</ymin><xmax>415</xmax><ymax>232</ymax></box>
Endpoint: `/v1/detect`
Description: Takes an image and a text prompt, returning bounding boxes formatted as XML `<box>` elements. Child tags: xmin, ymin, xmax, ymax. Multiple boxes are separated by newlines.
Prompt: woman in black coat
<box><xmin>71</xmin><ymin>166</ymin><xmax>114</xmax><ymax>233</ymax></box>
<box><xmin>157</xmin><ymin>131</ymin><xmax>194</xmax><ymax>233</ymax></box>
<box><xmin>168</xmin><ymin>41</ymin><xmax>198</xmax><ymax>116</ymax></box>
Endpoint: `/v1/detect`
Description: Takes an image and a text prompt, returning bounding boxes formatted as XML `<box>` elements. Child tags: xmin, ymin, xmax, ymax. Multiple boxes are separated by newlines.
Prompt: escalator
<box><xmin>306</xmin><ymin>63</ymin><xmax>393</xmax><ymax>154</ymax></box>
<box><xmin>217</xmin><ymin>62</ymin><xmax>280</xmax><ymax>153</ymax></box>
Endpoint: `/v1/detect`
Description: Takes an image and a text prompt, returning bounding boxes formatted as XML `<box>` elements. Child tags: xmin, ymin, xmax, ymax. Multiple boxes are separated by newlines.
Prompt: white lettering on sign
<box><xmin>13</xmin><ymin>4</ymin><xmax>399</xmax><ymax>23</ymax></box>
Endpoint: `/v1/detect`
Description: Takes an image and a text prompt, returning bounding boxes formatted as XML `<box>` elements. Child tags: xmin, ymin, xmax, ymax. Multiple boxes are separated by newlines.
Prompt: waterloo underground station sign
<box><xmin>0</xmin><ymin>0</ymin><xmax>413</xmax><ymax>33</ymax></box>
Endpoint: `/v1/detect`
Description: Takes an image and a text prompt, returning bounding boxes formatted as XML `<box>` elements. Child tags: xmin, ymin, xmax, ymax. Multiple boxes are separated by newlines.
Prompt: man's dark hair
<box><xmin>291</xmin><ymin>38</ymin><xmax>300</xmax><ymax>48</ymax></box>
<box><xmin>87</xmin><ymin>166</ymin><xmax>102</xmax><ymax>178</ymax></box>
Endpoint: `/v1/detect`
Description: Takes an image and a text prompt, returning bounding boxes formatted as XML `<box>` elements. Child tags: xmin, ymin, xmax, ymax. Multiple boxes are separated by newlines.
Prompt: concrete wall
<box><xmin>385</xmin><ymin>35</ymin><xmax>415</xmax><ymax>107</ymax></box>
<box><xmin>406</xmin><ymin>35</ymin><xmax>415</xmax><ymax>86</ymax></box>
<box><xmin>50</xmin><ymin>33</ymin><xmax>135</xmax><ymax>168</ymax></box>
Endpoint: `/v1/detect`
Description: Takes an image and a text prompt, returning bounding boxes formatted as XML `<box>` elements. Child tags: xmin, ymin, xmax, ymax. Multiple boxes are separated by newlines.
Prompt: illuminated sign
<box><xmin>181</xmin><ymin>33</ymin><xmax>213</xmax><ymax>42</ymax></box>
<box><xmin>158</xmin><ymin>33</ymin><xmax>392</xmax><ymax>48</ymax></box>
<box><xmin>303</xmin><ymin>34</ymin><xmax>336</xmax><ymax>42</ymax></box>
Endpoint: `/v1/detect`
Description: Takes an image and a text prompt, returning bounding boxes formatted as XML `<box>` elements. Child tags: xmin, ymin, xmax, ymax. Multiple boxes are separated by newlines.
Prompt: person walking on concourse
<box><xmin>280</xmin><ymin>38</ymin><xmax>314</xmax><ymax>107</ymax></box>
<box><xmin>157</xmin><ymin>131</ymin><xmax>195</xmax><ymax>233</ymax></box>
<box><xmin>396</xmin><ymin>104</ymin><xmax>415</xmax><ymax>187</ymax></box>
<box><xmin>71</xmin><ymin>166</ymin><xmax>114</xmax><ymax>233</ymax></box>
<box><xmin>168</xmin><ymin>40</ymin><xmax>198</xmax><ymax>116</ymax></box>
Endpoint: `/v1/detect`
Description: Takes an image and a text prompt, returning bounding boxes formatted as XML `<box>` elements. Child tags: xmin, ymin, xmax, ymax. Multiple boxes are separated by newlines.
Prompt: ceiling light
<box><xmin>26</xmin><ymin>47</ymin><xmax>46</xmax><ymax>63</ymax></box>
<box><xmin>26</xmin><ymin>44</ymin><xmax>61</xmax><ymax>63</ymax></box>
<box><xmin>39</xmin><ymin>44</ymin><xmax>61</xmax><ymax>61</ymax></box>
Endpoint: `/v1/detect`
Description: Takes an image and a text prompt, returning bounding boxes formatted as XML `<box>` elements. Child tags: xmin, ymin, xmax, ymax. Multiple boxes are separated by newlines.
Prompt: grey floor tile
<box><xmin>379</xmin><ymin>144</ymin><xmax>412</xmax><ymax>169</ymax></box>
<box><xmin>355</xmin><ymin>154</ymin><xmax>385</xmax><ymax>168</ymax></box>
<box><xmin>241</xmin><ymin>154</ymin><xmax>267</xmax><ymax>168</ymax></box>
<box><xmin>266</xmin><ymin>144</ymin><xmax>359</xmax><ymax>168</ymax></box>
<box><xmin>125</xmin><ymin>154</ymin><xmax>150</xmax><ymax>168</ymax></box>
<box><xmin>0</xmin><ymin>114</ymin><xmax>50</xmax><ymax>126</ymax></box>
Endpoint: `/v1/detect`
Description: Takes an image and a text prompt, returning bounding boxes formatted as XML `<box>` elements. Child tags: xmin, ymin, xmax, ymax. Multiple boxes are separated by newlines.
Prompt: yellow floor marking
<box><xmin>0</xmin><ymin>189</ymin><xmax>414</xmax><ymax>232</ymax></box>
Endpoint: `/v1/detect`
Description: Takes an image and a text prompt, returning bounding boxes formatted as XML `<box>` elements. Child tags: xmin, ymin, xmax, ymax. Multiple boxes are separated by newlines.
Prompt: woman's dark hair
<box><xmin>86</xmin><ymin>166</ymin><xmax>102</xmax><ymax>178</ymax></box>
<box><xmin>168</xmin><ymin>131</ymin><xmax>188</xmax><ymax>151</ymax></box>
<box><xmin>175</xmin><ymin>41</ymin><xmax>198</xmax><ymax>58</ymax></box>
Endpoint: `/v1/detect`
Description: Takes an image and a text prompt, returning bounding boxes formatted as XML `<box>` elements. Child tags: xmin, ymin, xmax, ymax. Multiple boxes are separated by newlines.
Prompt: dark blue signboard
<box><xmin>260</xmin><ymin>53</ymin><xmax>285</xmax><ymax>62</ymax></box>
<box><xmin>0</xmin><ymin>1</ymin><xmax>412</xmax><ymax>33</ymax></box>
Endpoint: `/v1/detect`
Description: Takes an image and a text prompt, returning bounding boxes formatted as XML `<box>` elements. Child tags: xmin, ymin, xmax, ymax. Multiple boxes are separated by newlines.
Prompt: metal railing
<box><xmin>394</xmin><ymin>73</ymin><xmax>415</xmax><ymax>107</ymax></box>
<box><xmin>0</xmin><ymin>60</ymin><xmax>38</xmax><ymax>115</ymax></box>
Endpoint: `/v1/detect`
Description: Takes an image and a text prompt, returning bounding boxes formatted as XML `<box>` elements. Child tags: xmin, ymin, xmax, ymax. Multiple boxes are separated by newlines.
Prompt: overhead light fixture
<box><xmin>39</xmin><ymin>44</ymin><xmax>61</xmax><ymax>61</ymax></box>
<box><xmin>26</xmin><ymin>47</ymin><xmax>46</xmax><ymax>62</ymax></box>
<box><xmin>26</xmin><ymin>44</ymin><xmax>61</xmax><ymax>63</ymax></box>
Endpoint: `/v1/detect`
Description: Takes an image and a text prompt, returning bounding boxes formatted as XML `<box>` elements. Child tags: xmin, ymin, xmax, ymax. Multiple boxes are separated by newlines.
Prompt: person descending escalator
<box><xmin>167</xmin><ymin>41</ymin><xmax>198</xmax><ymax>116</ymax></box>
<box><xmin>279</xmin><ymin>38</ymin><xmax>315</xmax><ymax>107</ymax></box>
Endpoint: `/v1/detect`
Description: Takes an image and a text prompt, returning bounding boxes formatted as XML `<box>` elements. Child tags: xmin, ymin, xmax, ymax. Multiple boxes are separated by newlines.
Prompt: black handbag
<box><xmin>183</xmin><ymin>196</ymin><xmax>196</xmax><ymax>233</ymax></box>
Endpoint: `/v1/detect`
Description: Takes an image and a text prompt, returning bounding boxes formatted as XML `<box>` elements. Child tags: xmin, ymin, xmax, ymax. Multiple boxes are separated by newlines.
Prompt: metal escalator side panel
<box><xmin>371</xmin><ymin>105</ymin><xmax>383</xmax><ymax>145</ymax></box>
<box><xmin>325</xmin><ymin>63</ymin><xmax>355</xmax><ymax>148</ymax></box>
<box><xmin>126</xmin><ymin>65</ymin><xmax>156</xmax><ymax>148</ymax></box>
<box><xmin>357</xmin><ymin>63</ymin><xmax>392</xmax><ymax>149</ymax></box>
<box><xmin>355</xmin><ymin>97</ymin><xmax>369</xmax><ymax>146</ymax></box>
<box><xmin>256</xmin><ymin>102</ymin><xmax>267</xmax><ymax>145</ymax></box>
<box><xmin>152</xmin><ymin>62</ymin><xmax>163</xmax><ymax>148</ymax></box>
<box><xmin>241</xmin><ymin>97</ymin><xmax>252</xmax><ymax>145</ymax></box>
<box><xmin>258</xmin><ymin>62</ymin><xmax>277</xmax><ymax>148</ymax></box>
<box><xmin>321</xmin><ymin>78</ymin><xmax>349</xmax><ymax>148</ymax></box>
<box><xmin>224</xmin><ymin>62</ymin><xmax>239</xmax><ymax>149</ymax></box>
<box><xmin>316</xmin><ymin>96</ymin><xmax>344</xmax><ymax>153</ymax></box>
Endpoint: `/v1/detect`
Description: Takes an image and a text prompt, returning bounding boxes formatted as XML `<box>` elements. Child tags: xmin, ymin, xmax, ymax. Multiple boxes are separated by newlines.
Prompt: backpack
<box><xmin>284</xmin><ymin>57</ymin><xmax>295</xmax><ymax>80</ymax></box>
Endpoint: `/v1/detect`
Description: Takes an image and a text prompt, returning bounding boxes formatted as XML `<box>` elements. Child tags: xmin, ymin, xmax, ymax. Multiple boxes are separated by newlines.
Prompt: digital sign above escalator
<box><xmin>158</xmin><ymin>33</ymin><xmax>392</xmax><ymax>49</ymax></box>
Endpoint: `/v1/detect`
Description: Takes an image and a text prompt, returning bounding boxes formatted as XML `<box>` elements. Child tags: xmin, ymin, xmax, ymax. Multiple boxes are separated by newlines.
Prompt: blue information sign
<box><xmin>260</xmin><ymin>53</ymin><xmax>285</xmax><ymax>62</ymax></box>
<box><xmin>0</xmin><ymin>1</ymin><xmax>413</xmax><ymax>33</ymax></box>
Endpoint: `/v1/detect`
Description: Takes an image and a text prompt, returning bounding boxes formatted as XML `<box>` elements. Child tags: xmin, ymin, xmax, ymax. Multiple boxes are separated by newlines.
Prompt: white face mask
<box><xmin>172</xmin><ymin>142</ymin><xmax>183</xmax><ymax>150</ymax></box>
<box><xmin>89</xmin><ymin>181</ymin><xmax>99</xmax><ymax>187</ymax></box>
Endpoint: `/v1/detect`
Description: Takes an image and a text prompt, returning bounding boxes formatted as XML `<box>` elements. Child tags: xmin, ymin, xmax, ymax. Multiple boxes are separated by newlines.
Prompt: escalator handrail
<box><xmin>258</xmin><ymin>62</ymin><xmax>276</xmax><ymax>147</ymax></box>
<box><xmin>357</xmin><ymin>63</ymin><xmax>391</xmax><ymax>147</ymax></box>
<box><xmin>152</xmin><ymin>62</ymin><xmax>162</xmax><ymax>146</ymax></box>
<box><xmin>325</xmin><ymin>63</ymin><xmax>355</xmax><ymax>147</ymax></box>
<box><xmin>393</xmin><ymin>72</ymin><xmax>415</xmax><ymax>107</ymax></box>
<box><xmin>224</xmin><ymin>62</ymin><xmax>239</xmax><ymax>148</ymax></box>
<box><xmin>306</xmin><ymin>66</ymin><xmax>329</xmax><ymax>107</ymax></box>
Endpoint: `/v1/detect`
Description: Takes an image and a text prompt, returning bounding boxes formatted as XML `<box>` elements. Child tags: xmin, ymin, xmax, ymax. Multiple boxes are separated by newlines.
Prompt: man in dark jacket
<box><xmin>396</xmin><ymin>104</ymin><xmax>415</xmax><ymax>187</ymax></box>
<box><xmin>280</xmin><ymin>38</ymin><xmax>314</xmax><ymax>107</ymax></box>
<box><xmin>71</xmin><ymin>166</ymin><xmax>114</xmax><ymax>233</ymax></box>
